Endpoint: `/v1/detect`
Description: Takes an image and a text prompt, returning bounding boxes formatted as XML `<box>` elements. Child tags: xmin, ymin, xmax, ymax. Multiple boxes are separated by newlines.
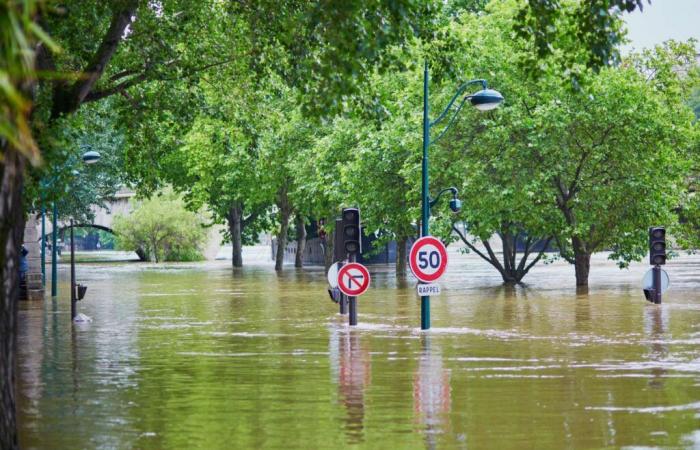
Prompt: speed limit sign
<box><xmin>409</xmin><ymin>236</ymin><xmax>448</xmax><ymax>283</ymax></box>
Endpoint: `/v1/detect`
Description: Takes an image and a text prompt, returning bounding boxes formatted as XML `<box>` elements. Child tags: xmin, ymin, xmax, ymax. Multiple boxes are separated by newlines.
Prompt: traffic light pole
<box><xmin>339</xmin><ymin>262</ymin><xmax>347</xmax><ymax>315</ymax></box>
<box><xmin>348</xmin><ymin>253</ymin><xmax>358</xmax><ymax>326</ymax></box>
<box><xmin>652</xmin><ymin>265</ymin><xmax>662</xmax><ymax>304</ymax></box>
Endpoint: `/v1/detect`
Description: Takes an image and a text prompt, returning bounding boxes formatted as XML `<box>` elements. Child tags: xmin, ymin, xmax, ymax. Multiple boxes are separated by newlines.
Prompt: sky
<box><xmin>622</xmin><ymin>0</ymin><xmax>700</xmax><ymax>53</ymax></box>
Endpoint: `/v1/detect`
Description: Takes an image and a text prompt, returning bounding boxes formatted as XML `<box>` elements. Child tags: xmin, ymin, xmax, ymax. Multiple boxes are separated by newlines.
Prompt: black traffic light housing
<box><xmin>649</xmin><ymin>226</ymin><xmax>666</xmax><ymax>265</ymax></box>
<box><xmin>342</xmin><ymin>207</ymin><xmax>361</xmax><ymax>256</ymax></box>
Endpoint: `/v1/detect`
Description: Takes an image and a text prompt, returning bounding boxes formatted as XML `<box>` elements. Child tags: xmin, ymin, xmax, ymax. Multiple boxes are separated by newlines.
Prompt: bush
<box><xmin>113</xmin><ymin>191</ymin><xmax>207</xmax><ymax>262</ymax></box>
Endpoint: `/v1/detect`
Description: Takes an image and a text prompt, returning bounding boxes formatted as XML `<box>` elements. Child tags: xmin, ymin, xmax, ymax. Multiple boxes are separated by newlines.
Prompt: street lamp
<box><xmin>41</xmin><ymin>149</ymin><xmax>101</xmax><ymax>297</ymax></box>
<box><xmin>420</xmin><ymin>62</ymin><xmax>504</xmax><ymax>330</ymax></box>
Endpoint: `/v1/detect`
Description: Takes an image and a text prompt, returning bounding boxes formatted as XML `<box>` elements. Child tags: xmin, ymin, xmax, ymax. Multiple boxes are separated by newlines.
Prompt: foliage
<box><xmin>431</xmin><ymin>3</ymin><xmax>698</xmax><ymax>284</ymax></box>
<box><xmin>0</xmin><ymin>0</ymin><xmax>56</xmax><ymax>165</ymax></box>
<box><xmin>113</xmin><ymin>191</ymin><xmax>207</xmax><ymax>262</ymax></box>
<box><xmin>515</xmin><ymin>0</ymin><xmax>649</xmax><ymax>85</ymax></box>
<box><xmin>25</xmin><ymin>100</ymin><xmax>127</xmax><ymax>222</ymax></box>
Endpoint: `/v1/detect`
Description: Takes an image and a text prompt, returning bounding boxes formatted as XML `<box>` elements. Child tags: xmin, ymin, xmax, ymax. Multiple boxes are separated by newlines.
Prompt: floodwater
<box><xmin>16</xmin><ymin>248</ymin><xmax>700</xmax><ymax>449</ymax></box>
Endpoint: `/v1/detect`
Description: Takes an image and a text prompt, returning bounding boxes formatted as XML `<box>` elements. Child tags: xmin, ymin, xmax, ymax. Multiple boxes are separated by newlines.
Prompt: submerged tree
<box><xmin>113</xmin><ymin>191</ymin><xmax>207</xmax><ymax>262</ymax></box>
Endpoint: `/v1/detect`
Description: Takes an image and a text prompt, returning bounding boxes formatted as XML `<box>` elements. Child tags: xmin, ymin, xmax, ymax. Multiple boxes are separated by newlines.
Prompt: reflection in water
<box><xmin>330</xmin><ymin>325</ymin><xmax>371</xmax><ymax>444</ymax></box>
<box><xmin>574</xmin><ymin>297</ymin><xmax>591</xmax><ymax>331</ymax></box>
<box><xmin>413</xmin><ymin>336</ymin><xmax>451</xmax><ymax>450</ymax></box>
<box><xmin>15</xmin><ymin>256</ymin><xmax>700</xmax><ymax>449</ymax></box>
<box><xmin>644</xmin><ymin>305</ymin><xmax>669</xmax><ymax>389</ymax></box>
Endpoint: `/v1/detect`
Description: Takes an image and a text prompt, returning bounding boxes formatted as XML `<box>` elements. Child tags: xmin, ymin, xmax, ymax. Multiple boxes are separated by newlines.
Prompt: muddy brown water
<box><xmin>17</xmin><ymin>250</ymin><xmax>700</xmax><ymax>449</ymax></box>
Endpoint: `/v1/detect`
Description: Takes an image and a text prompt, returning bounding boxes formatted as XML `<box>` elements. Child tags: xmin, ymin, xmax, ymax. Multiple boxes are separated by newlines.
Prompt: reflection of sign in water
<box><xmin>334</xmin><ymin>329</ymin><xmax>371</xmax><ymax>444</ymax></box>
<box><xmin>413</xmin><ymin>338</ymin><xmax>451</xmax><ymax>446</ymax></box>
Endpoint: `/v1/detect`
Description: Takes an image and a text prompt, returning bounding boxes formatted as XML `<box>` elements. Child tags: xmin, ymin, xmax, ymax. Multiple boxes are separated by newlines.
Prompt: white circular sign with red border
<box><xmin>409</xmin><ymin>236</ymin><xmax>448</xmax><ymax>283</ymax></box>
<box><xmin>337</xmin><ymin>262</ymin><xmax>371</xmax><ymax>296</ymax></box>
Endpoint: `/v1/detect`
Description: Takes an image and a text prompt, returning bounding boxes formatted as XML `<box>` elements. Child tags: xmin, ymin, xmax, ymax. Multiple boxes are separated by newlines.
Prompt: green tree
<box><xmin>113</xmin><ymin>191</ymin><xmax>207</xmax><ymax>262</ymax></box>
<box><xmin>0</xmin><ymin>2</ymin><xmax>54</xmax><ymax>447</ymax></box>
<box><xmin>258</xmin><ymin>100</ymin><xmax>316</xmax><ymax>271</ymax></box>
<box><xmin>433</xmin><ymin>3</ymin><xmax>697</xmax><ymax>286</ymax></box>
<box><xmin>167</xmin><ymin>114</ymin><xmax>269</xmax><ymax>267</ymax></box>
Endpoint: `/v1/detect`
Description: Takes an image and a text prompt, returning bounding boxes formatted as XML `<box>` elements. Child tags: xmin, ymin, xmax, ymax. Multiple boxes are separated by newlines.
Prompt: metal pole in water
<box><xmin>653</xmin><ymin>265</ymin><xmax>662</xmax><ymax>304</ymax></box>
<box><xmin>339</xmin><ymin>261</ymin><xmax>347</xmax><ymax>315</ymax></box>
<box><xmin>41</xmin><ymin>203</ymin><xmax>46</xmax><ymax>286</ymax></box>
<box><xmin>51</xmin><ymin>202</ymin><xmax>58</xmax><ymax>297</ymax></box>
<box><xmin>70</xmin><ymin>220</ymin><xmax>76</xmax><ymax>320</ymax></box>
<box><xmin>348</xmin><ymin>254</ymin><xmax>357</xmax><ymax>326</ymax></box>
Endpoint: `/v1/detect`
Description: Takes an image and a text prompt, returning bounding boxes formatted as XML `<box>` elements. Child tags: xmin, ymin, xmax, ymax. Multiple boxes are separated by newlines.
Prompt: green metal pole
<box><xmin>421</xmin><ymin>62</ymin><xmax>431</xmax><ymax>330</ymax></box>
<box><xmin>70</xmin><ymin>220</ymin><xmax>76</xmax><ymax>320</ymax></box>
<box><xmin>41</xmin><ymin>201</ymin><xmax>46</xmax><ymax>286</ymax></box>
<box><xmin>51</xmin><ymin>202</ymin><xmax>58</xmax><ymax>297</ymax></box>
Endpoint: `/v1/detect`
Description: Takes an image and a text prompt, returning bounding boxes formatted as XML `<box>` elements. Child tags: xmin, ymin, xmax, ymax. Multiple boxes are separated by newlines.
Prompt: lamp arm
<box><xmin>431</xmin><ymin>96</ymin><xmax>468</xmax><ymax>145</ymax></box>
<box><xmin>430</xmin><ymin>79</ymin><xmax>487</xmax><ymax>127</ymax></box>
<box><xmin>429</xmin><ymin>187</ymin><xmax>458</xmax><ymax>208</ymax></box>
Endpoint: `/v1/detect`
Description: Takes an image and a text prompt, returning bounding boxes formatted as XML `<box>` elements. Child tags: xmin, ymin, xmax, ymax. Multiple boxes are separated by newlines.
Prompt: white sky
<box><xmin>622</xmin><ymin>0</ymin><xmax>700</xmax><ymax>52</ymax></box>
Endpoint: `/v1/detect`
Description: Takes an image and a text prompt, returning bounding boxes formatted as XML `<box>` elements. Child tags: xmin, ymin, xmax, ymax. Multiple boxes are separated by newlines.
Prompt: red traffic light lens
<box><xmin>652</xmin><ymin>229</ymin><xmax>664</xmax><ymax>239</ymax></box>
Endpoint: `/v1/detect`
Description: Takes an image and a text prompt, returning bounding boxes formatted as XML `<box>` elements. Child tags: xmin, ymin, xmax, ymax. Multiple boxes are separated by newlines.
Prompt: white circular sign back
<box><xmin>327</xmin><ymin>261</ymin><xmax>341</xmax><ymax>288</ymax></box>
<box><xmin>642</xmin><ymin>268</ymin><xmax>670</xmax><ymax>293</ymax></box>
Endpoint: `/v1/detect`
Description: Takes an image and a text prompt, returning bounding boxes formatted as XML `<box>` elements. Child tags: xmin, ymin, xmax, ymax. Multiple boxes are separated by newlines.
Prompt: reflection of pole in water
<box><xmin>644</xmin><ymin>306</ymin><xmax>668</xmax><ymax>389</ymax></box>
<box><xmin>71</xmin><ymin>325</ymin><xmax>79</xmax><ymax>415</ymax></box>
<box><xmin>413</xmin><ymin>335</ymin><xmax>451</xmax><ymax>450</ymax></box>
<box><xmin>332</xmin><ymin>327</ymin><xmax>370</xmax><ymax>444</ymax></box>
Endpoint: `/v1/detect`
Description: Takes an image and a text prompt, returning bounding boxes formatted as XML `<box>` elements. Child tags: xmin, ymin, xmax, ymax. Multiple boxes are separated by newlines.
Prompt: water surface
<box><xmin>17</xmin><ymin>250</ymin><xmax>700</xmax><ymax>449</ymax></box>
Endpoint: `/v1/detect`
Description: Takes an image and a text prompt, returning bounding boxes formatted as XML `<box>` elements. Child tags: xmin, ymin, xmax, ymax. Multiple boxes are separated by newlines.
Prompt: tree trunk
<box><xmin>275</xmin><ymin>210</ymin><xmax>291</xmax><ymax>272</ymax></box>
<box><xmin>1</xmin><ymin>147</ymin><xmax>26</xmax><ymax>450</ymax></box>
<box><xmin>294</xmin><ymin>215</ymin><xmax>306</xmax><ymax>268</ymax></box>
<box><xmin>228</xmin><ymin>205</ymin><xmax>243</xmax><ymax>268</ymax></box>
<box><xmin>135</xmin><ymin>247</ymin><xmax>147</xmax><ymax>261</ymax></box>
<box><xmin>395</xmin><ymin>237</ymin><xmax>407</xmax><ymax>278</ymax></box>
<box><xmin>572</xmin><ymin>237</ymin><xmax>591</xmax><ymax>287</ymax></box>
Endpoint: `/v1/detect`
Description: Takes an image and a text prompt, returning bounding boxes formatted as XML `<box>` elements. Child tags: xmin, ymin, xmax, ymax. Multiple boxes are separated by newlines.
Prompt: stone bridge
<box><xmin>41</xmin><ymin>188</ymin><xmax>135</xmax><ymax>236</ymax></box>
<box><xmin>22</xmin><ymin>189</ymin><xmax>226</xmax><ymax>299</ymax></box>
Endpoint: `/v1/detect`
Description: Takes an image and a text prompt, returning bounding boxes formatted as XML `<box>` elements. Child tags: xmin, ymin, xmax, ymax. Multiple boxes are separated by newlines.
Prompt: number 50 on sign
<box><xmin>409</xmin><ymin>236</ymin><xmax>448</xmax><ymax>283</ymax></box>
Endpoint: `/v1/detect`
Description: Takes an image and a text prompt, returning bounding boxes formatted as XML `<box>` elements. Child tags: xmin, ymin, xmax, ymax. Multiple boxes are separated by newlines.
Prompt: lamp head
<box><xmin>449</xmin><ymin>197</ymin><xmax>462</xmax><ymax>213</ymax></box>
<box><xmin>82</xmin><ymin>150</ymin><xmax>101</xmax><ymax>164</ymax></box>
<box><xmin>470</xmin><ymin>88</ymin><xmax>504</xmax><ymax>111</ymax></box>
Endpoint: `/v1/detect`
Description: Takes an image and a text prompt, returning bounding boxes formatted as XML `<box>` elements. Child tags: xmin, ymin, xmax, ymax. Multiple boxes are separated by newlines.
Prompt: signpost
<box><xmin>409</xmin><ymin>236</ymin><xmax>448</xmax><ymax>329</ymax></box>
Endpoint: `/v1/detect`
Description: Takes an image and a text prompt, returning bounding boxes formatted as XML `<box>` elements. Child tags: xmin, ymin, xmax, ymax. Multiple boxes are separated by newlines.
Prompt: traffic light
<box><xmin>342</xmin><ymin>207</ymin><xmax>361</xmax><ymax>256</ymax></box>
<box><xmin>649</xmin><ymin>227</ymin><xmax>666</xmax><ymax>265</ymax></box>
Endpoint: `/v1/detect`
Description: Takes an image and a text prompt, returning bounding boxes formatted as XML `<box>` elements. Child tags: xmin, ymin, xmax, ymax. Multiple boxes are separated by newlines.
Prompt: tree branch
<box><xmin>51</xmin><ymin>2</ymin><xmax>137</xmax><ymax>117</ymax></box>
<box><xmin>452</xmin><ymin>225</ymin><xmax>503</xmax><ymax>271</ymax></box>
<box><xmin>523</xmin><ymin>237</ymin><xmax>553</xmax><ymax>274</ymax></box>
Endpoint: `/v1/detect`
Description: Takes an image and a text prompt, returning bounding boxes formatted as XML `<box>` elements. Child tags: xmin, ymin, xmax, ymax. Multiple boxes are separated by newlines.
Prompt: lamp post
<box><xmin>420</xmin><ymin>62</ymin><xmax>504</xmax><ymax>330</ymax></box>
<box><xmin>42</xmin><ymin>149</ymin><xmax>101</xmax><ymax>297</ymax></box>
